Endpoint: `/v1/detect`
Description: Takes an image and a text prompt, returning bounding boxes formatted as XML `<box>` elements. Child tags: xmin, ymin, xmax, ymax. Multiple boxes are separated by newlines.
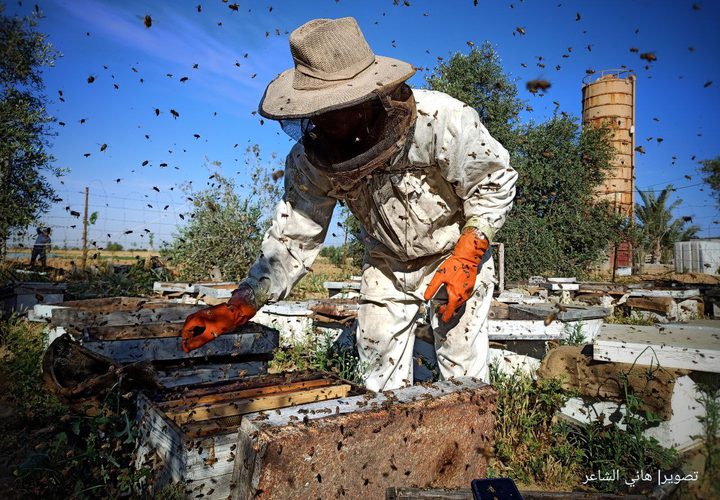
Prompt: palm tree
<box><xmin>635</xmin><ymin>185</ymin><xmax>700</xmax><ymax>264</ymax></box>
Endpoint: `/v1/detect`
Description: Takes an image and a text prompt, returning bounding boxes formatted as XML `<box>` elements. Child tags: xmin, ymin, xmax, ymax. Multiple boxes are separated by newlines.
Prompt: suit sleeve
<box><xmin>435</xmin><ymin>104</ymin><xmax>518</xmax><ymax>241</ymax></box>
<box><xmin>247</xmin><ymin>150</ymin><xmax>336</xmax><ymax>302</ymax></box>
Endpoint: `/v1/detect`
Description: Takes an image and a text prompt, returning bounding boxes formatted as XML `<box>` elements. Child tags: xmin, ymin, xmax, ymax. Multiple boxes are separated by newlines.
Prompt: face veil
<box><xmin>280</xmin><ymin>84</ymin><xmax>417</xmax><ymax>194</ymax></box>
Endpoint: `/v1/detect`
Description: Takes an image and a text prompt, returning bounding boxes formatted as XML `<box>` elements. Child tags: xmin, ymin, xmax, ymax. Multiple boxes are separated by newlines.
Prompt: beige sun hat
<box><xmin>258</xmin><ymin>17</ymin><xmax>416</xmax><ymax>120</ymax></box>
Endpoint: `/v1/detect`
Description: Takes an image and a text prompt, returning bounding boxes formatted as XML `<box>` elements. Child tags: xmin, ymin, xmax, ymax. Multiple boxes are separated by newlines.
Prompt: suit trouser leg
<box><xmin>431</xmin><ymin>277</ymin><xmax>494</xmax><ymax>383</ymax></box>
<box><xmin>356</xmin><ymin>262</ymin><xmax>421</xmax><ymax>392</ymax></box>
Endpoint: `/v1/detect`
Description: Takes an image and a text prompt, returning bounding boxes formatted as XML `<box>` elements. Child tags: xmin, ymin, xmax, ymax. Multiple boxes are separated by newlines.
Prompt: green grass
<box><xmin>488</xmin><ymin>365</ymin><xmax>583</xmax><ymax>489</ymax></box>
<box><xmin>489</xmin><ymin>358</ymin><xmax>681</xmax><ymax>494</ymax></box>
<box><xmin>289</xmin><ymin>271</ymin><xmax>355</xmax><ymax>300</ymax></box>
<box><xmin>0</xmin><ymin>317</ymin><xmax>161</xmax><ymax>498</ymax></box>
<box><xmin>604</xmin><ymin>310</ymin><xmax>656</xmax><ymax>326</ymax></box>
<box><xmin>270</xmin><ymin>329</ymin><xmax>369</xmax><ymax>385</ymax></box>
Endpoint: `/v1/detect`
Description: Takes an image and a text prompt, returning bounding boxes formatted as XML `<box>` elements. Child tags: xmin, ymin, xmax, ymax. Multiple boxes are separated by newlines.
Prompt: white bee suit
<box><xmin>248</xmin><ymin>89</ymin><xmax>518</xmax><ymax>391</ymax></box>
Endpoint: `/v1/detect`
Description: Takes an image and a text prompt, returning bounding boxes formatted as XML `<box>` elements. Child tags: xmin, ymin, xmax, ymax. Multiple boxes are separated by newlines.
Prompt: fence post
<box><xmin>81</xmin><ymin>187</ymin><xmax>89</xmax><ymax>270</ymax></box>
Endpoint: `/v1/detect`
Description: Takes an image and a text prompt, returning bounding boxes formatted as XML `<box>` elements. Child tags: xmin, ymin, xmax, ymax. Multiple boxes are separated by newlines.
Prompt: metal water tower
<box><xmin>582</xmin><ymin>69</ymin><xmax>636</xmax><ymax>272</ymax></box>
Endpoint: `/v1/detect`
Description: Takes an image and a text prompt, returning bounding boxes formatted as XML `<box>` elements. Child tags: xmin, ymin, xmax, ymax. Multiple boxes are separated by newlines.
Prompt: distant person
<box><xmin>30</xmin><ymin>227</ymin><xmax>51</xmax><ymax>268</ymax></box>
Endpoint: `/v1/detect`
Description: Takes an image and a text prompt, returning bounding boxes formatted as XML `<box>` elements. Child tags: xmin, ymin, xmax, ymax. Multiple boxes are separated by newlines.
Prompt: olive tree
<box><xmin>0</xmin><ymin>6</ymin><xmax>62</xmax><ymax>259</ymax></box>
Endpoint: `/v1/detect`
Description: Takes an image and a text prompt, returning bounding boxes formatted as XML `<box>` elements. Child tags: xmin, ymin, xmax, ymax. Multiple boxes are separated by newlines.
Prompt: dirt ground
<box><xmin>6</xmin><ymin>247</ymin><xmax>157</xmax><ymax>272</ymax></box>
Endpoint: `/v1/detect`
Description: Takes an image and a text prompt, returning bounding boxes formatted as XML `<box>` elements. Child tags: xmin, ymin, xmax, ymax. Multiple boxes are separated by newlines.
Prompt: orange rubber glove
<box><xmin>423</xmin><ymin>228</ymin><xmax>489</xmax><ymax>322</ymax></box>
<box><xmin>181</xmin><ymin>284</ymin><xmax>258</xmax><ymax>353</ymax></box>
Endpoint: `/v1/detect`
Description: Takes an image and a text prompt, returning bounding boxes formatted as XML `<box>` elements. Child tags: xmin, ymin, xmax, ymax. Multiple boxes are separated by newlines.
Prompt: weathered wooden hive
<box><xmin>135</xmin><ymin>373</ymin><xmax>497</xmax><ymax>499</ymax></box>
<box><xmin>42</xmin><ymin>297</ymin><xmax>278</xmax><ymax>387</ymax></box>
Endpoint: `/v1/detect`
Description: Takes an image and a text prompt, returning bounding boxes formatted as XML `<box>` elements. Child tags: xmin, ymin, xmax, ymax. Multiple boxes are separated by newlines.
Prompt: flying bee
<box><xmin>526</xmin><ymin>79</ymin><xmax>551</xmax><ymax>93</ymax></box>
<box><xmin>640</xmin><ymin>52</ymin><xmax>657</xmax><ymax>62</ymax></box>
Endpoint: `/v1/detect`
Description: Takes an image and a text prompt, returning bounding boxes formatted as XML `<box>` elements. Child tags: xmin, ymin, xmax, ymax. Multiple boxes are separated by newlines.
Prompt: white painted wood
<box><xmin>153</xmin><ymin>281</ymin><xmax>194</xmax><ymax>294</ymax></box>
<box><xmin>322</xmin><ymin>281</ymin><xmax>361</xmax><ymax>290</ymax></box>
<box><xmin>196</xmin><ymin>284</ymin><xmax>240</xmax><ymax>299</ymax></box>
<box><xmin>27</xmin><ymin>304</ymin><xmax>67</xmax><ymax>322</ymax></box>
<box><xmin>547</xmin><ymin>277</ymin><xmax>577</xmax><ymax>283</ymax></box>
<box><xmin>488</xmin><ymin>318</ymin><xmax>603</xmax><ymax>341</ymax></box>
<box><xmin>44</xmin><ymin>326</ymin><xmax>67</xmax><ymax>347</ymax></box>
<box><xmin>539</xmin><ymin>282</ymin><xmax>580</xmax><ymax>291</ymax></box>
<box><xmin>487</xmin><ymin>348</ymin><xmax>541</xmax><ymax>378</ymax></box>
<box><xmin>508</xmin><ymin>303</ymin><xmax>611</xmax><ymax>321</ymax></box>
<box><xmin>496</xmin><ymin>291</ymin><xmax>545</xmax><ymax>304</ymax></box>
<box><xmin>644</xmin><ymin>375</ymin><xmax>714</xmax><ymax>452</ymax></box>
<box><xmin>560</xmin><ymin>376</ymin><xmax>719</xmax><ymax>452</ymax></box>
<box><xmin>243</xmin><ymin>377</ymin><xmax>487</xmax><ymax>430</ymax></box>
<box><xmin>559</xmin><ymin>397</ymin><xmax>627</xmax><ymax>430</ymax></box>
<box><xmin>629</xmin><ymin>288</ymin><xmax>700</xmax><ymax>299</ymax></box>
<box><xmin>593</xmin><ymin>323</ymin><xmax>720</xmax><ymax>372</ymax></box>
<box><xmin>51</xmin><ymin>304</ymin><xmax>204</xmax><ymax>327</ymax></box>
<box><xmin>153</xmin><ymin>281</ymin><xmax>234</xmax><ymax>294</ymax></box>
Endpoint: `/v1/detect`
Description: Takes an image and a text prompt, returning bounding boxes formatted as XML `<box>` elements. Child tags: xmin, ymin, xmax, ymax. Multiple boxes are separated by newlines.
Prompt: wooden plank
<box><xmin>322</xmin><ymin>281</ymin><xmax>361</xmax><ymax>290</ymax></box>
<box><xmin>387</xmin><ymin>489</ymin><xmax>647</xmax><ymax>500</ymax></box>
<box><xmin>386</xmin><ymin>487</ymin><xmax>472</xmax><ymax>499</ymax></box>
<box><xmin>628</xmin><ymin>288</ymin><xmax>700</xmax><ymax>299</ymax></box>
<box><xmin>577</xmin><ymin>283</ymin><xmax>629</xmax><ymax>294</ymax></box>
<box><xmin>82</xmin><ymin>325</ymin><xmax>278</xmax><ymax>363</ymax></box>
<box><xmin>52</xmin><ymin>305</ymin><xmax>204</xmax><ymax>328</ymax></box>
<box><xmin>169</xmin><ymin>372</ymin><xmax>337</xmax><ymax>399</ymax></box>
<box><xmin>153</xmin><ymin>281</ymin><xmax>234</xmax><ymax>294</ymax></box>
<box><xmin>540</xmin><ymin>282</ymin><xmax>580</xmax><ymax>291</ymax></box>
<box><xmin>159</xmin><ymin>378</ymin><xmax>338</xmax><ymax>410</ymax></box>
<box><xmin>593</xmin><ymin>323</ymin><xmax>720</xmax><ymax>372</ymax></box>
<box><xmin>488</xmin><ymin>318</ymin><xmax>604</xmax><ymax>341</ymax></box>
<box><xmin>244</xmin><ymin>378</ymin><xmax>488</xmax><ymax>429</ymax></box>
<box><xmin>196</xmin><ymin>284</ymin><xmax>236</xmax><ymax>299</ymax></box>
<box><xmin>547</xmin><ymin>277</ymin><xmax>577</xmax><ymax>283</ymax></box>
<box><xmin>156</xmin><ymin>361</ymin><xmax>267</xmax><ymax>388</ymax></box>
<box><xmin>86</xmin><ymin>322</ymin><xmax>183</xmax><ymax>340</ymax></box>
<box><xmin>170</xmin><ymin>384</ymin><xmax>352</xmax><ymax>425</ymax></box>
<box><xmin>626</xmin><ymin>296</ymin><xmax>675</xmax><ymax>315</ymax></box>
<box><xmin>508</xmin><ymin>303</ymin><xmax>611</xmax><ymax>321</ymax></box>
<box><xmin>488</xmin><ymin>300</ymin><xmax>509</xmax><ymax>319</ymax></box>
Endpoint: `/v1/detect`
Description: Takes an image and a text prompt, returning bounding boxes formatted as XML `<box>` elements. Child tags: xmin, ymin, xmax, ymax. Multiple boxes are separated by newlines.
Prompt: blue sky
<box><xmin>6</xmin><ymin>0</ymin><xmax>720</xmax><ymax>250</ymax></box>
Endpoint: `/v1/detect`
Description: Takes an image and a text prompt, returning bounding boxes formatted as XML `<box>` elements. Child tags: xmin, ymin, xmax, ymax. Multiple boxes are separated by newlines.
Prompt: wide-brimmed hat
<box><xmin>259</xmin><ymin>17</ymin><xmax>415</xmax><ymax>120</ymax></box>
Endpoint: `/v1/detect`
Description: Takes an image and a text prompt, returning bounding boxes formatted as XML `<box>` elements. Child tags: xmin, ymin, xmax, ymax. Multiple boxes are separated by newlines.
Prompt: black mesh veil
<box><xmin>279</xmin><ymin>117</ymin><xmax>315</xmax><ymax>142</ymax></box>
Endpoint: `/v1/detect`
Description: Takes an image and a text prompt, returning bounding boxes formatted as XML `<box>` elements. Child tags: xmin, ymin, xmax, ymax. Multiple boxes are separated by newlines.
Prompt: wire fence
<box><xmin>7</xmin><ymin>187</ymin><xmax>194</xmax><ymax>253</ymax></box>
<box><xmin>6</xmin><ymin>181</ymin><xmax>719</xmax><ymax>258</ymax></box>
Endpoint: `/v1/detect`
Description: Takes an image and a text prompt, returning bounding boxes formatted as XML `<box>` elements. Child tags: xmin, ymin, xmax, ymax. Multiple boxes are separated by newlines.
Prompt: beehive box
<box><xmin>0</xmin><ymin>281</ymin><xmax>66</xmax><ymax>315</ymax></box>
<box><xmin>45</xmin><ymin>297</ymin><xmax>278</xmax><ymax>388</ymax></box>
<box><xmin>135</xmin><ymin>372</ymin><xmax>363</xmax><ymax>498</ymax></box>
<box><xmin>136</xmin><ymin>374</ymin><xmax>497</xmax><ymax>499</ymax></box>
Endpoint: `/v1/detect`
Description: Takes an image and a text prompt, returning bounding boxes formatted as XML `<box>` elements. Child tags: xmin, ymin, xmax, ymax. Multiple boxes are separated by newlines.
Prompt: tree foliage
<box><xmin>162</xmin><ymin>149</ymin><xmax>281</xmax><ymax>282</ymax></box>
<box><xmin>0</xmin><ymin>6</ymin><xmax>61</xmax><ymax>259</ymax></box>
<box><xmin>635</xmin><ymin>186</ymin><xmax>700</xmax><ymax>264</ymax></box>
<box><xmin>427</xmin><ymin>44</ymin><xmax>624</xmax><ymax>280</ymax></box>
<box><xmin>699</xmin><ymin>156</ymin><xmax>720</xmax><ymax>208</ymax></box>
<box><xmin>425</xmin><ymin>42</ymin><xmax>524</xmax><ymax>151</ymax></box>
<box><xmin>498</xmin><ymin>117</ymin><xmax>624</xmax><ymax>279</ymax></box>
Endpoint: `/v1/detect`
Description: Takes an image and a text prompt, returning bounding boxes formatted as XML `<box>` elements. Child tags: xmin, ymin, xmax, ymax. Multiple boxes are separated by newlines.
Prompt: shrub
<box><xmin>105</xmin><ymin>242</ymin><xmax>123</xmax><ymax>251</ymax></box>
<box><xmin>489</xmin><ymin>366</ymin><xmax>583</xmax><ymax>489</ymax></box>
<box><xmin>162</xmin><ymin>148</ymin><xmax>281</xmax><ymax>282</ymax></box>
<box><xmin>319</xmin><ymin>245</ymin><xmax>344</xmax><ymax>267</ymax></box>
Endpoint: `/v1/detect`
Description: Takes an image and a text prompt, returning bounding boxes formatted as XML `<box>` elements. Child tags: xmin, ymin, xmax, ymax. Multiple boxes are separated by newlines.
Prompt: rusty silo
<box><xmin>582</xmin><ymin>70</ymin><xmax>636</xmax><ymax>215</ymax></box>
<box><xmin>582</xmin><ymin>69</ymin><xmax>636</xmax><ymax>272</ymax></box>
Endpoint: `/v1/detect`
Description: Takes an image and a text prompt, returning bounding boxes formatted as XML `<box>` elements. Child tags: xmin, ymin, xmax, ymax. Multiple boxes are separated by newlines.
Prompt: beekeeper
<box><xmin>181</xmin><ymin>17</ymin><xmax>517</xmax><ymax>392</ymax></box>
